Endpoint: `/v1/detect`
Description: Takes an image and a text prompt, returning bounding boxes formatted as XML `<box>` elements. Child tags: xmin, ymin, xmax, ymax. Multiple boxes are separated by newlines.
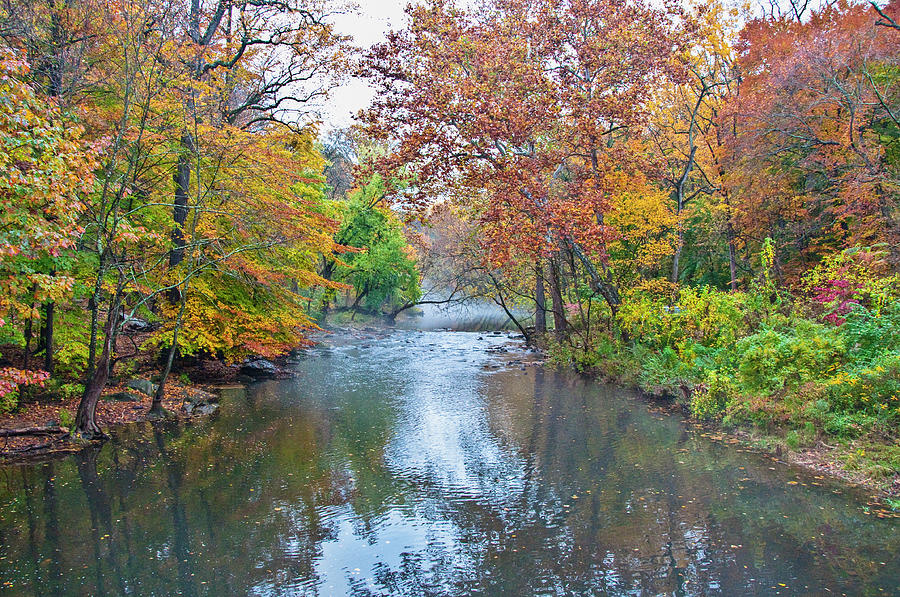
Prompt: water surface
<box><xmin>0</xmin><ymin>329</ymin><xmax>898</xmax><ymax>596</ymax></box>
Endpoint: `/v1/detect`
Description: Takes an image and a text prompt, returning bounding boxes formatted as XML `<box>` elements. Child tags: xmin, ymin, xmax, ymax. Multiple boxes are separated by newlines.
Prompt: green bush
<box><xmin>57</xmin><ymin>382</ymin><xmax>84</xmax><ymax>401</ymax></box>
<box><xmin>690</xmin><ymin>370</ymin><xmax>737</xmax><ymax>420</ymax></box>
<box><xmin>826</xmin><ymin>359</ymin><xmax>900</xmax><ymax>419</ymax></box>
<box><xmin>839</xmin><ymin>302</ymin><xmax>900</xmax><ymax>364</ymax></box>
<box><xmin>785</xmin><ymin>430</ymin><xmax>800</xmax><ymax>450</ymax></box>
<box><xmin>0</xmin><ymin>389</ymin><xmax>19</xmax><ymax>413</ymax></box>
<box><xmin>58</xmin><ymin>409</ymin><xmax>75</xmax><ymax>430</ymax></box>
<box><xmin>639</xmin><ymin>344</ymin><xmax>700</xmax><ymax>396</ymax></box>
<box><xmin>735</xmin><ymin>318</ymin><xmax>844</xmax><ymax>393</ymax></box>
<box><xmin>54</xmin><ymin>340</ymin><xmax>90</xmax><ymax>378</ymax></box>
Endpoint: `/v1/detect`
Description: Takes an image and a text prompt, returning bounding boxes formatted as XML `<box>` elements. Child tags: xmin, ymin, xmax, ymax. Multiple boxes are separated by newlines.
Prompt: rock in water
<box><xmin>126</xmin><ymin>378</ymin><xmax>158</xmax><ymax>397</ymax></box>
<box><xmin>189</xmin><ymin>403</ymin><xmax>218</xmax><ymax>416</ymax></box>
<box><xmin>181</xmin><ymin>388</ymin><xmax>220</xmax><ymax>416</ymax></box>
<box><xmin>240</xmin><ymin>358</ymin><xmax>278</xmax><ymax>378</ymax></box>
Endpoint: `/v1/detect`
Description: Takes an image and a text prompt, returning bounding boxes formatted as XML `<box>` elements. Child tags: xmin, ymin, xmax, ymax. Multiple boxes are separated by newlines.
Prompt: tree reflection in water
<box><xmin>0</xmin><ymin>330</ymin><xmax>897</xmax><ymax>595</ymax></box>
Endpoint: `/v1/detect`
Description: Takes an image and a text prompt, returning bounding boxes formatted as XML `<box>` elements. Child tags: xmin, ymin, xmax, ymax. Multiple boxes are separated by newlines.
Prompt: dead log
<box><xmin>0</xmin><ymin>425</ymin><xmax>66</xmax><ymax>437</ymax></box>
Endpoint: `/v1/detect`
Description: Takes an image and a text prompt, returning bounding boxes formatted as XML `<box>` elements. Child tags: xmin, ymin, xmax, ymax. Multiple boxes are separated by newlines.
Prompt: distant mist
<box><xmin>395</xmin><ymin>302</ymin><xmax>532</xmax><ymax>332</ymax></box>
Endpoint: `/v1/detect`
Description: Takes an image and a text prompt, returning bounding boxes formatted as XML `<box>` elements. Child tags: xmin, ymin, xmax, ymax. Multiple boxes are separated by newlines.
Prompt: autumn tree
<box><xmin>726</xmin><ymin>0</ymin><xmax>900</xmax><ymax>277</ymax></box>
<box><xmin>362</xmin><ymin>0</ymin><xmax>689</xmax><ymax>340</ymax></box>
<box><xmin>0</xmin><ymin>51</ymin><xmax>98</xmax><ymax>408</ymax></box>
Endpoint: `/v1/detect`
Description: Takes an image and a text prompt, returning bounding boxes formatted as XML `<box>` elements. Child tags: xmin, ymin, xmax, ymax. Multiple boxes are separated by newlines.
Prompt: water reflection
<box><xmin>0</xmin><ymin>330</ymin><xmax>897</xmax><ymax>596</ymax></box>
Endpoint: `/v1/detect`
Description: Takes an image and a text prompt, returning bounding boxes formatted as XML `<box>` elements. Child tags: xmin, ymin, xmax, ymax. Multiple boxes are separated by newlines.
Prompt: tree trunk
<box><xmin>547</xmin><ymin>255</ymin><xmax>567</xmax><ymax>340</ymax></box>
<box><xmin>671</xmin><ymin>233</ymin><xmax>683</xmax><ymax>284</ymax></box>
<box><xmin>534</xmin><ymin>262</ymin><xmax>547</xmax><ymax>336</ymax></box>
<box><xmin>724</xmin><ymin>192</ymin><xmax>738</xmax><ymax>291</ymax></box>
<box><xmin>151</xmin><ymin>287</ymin><xmax>189</xmax><ymax>416</ymax></box>
<box><xmin>349</xmin><ymin>286</ymin><xmax>368</xmax><ymax>320</ymax></box>
<box><xmin>75</xmin><ymin>297</ymin><xmax>120</xmax><ymax>440</ymax></box>
<box><xmin>168</xmin><ymin>131</ymin><xmax>194</xmax><ymax>301</ymax></box>
<box><xmin>670</xmin><ymin>129</ymin><xmax>697</xmax><ymax>285</ymax></box>
<box><xmin>43</xmin><ymin>301</ymin><xmax>54</xmax><ymax>375</ymax></box>
<box><xmin>727</xmin><ymin>226</ymin><xmax>738</xmax><ymax>292</ymax></box>
<box><xmin>107</xmin><ymin>306</ymin><xmax>121</xmax><ymax>378</ymax></box>
<box><xmin>0</xmin><ymin>426</ymin><xmax>67</xmax><ymax>437</ymax></box>
<box><xmin>23</xmin><ymin>311</ymin><xmax>34</xmax><ymax>370</ymax></box>
<box><xmin>486</xmin><ymin>272</ymin><xmax>531</xmax><ymax>342</ymax></box>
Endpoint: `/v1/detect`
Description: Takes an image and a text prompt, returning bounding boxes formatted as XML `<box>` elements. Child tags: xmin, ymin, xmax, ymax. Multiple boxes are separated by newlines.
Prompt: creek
<box><xmin>0</xmin><ymin>326</ymin><xmax>898</xmax><ymax>595</ymax></box>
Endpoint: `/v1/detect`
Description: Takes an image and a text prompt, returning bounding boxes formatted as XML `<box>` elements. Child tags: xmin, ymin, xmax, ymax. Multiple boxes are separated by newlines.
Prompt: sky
<box><xmin>322</xmin><ymin>1</ymin><xmax>412</xmax><ymax>131</ymax></box>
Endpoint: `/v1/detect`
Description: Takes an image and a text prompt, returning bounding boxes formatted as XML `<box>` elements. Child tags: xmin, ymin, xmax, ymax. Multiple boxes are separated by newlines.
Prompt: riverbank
<box><xmin>0</xmin><ymin>315</ymin><xmax>308</xmax><ymax>461</ymax></box>
<box><xmin>549</xmin><ymin>346</ymin><xmax>900</xmax><ymax>504</ymax></box>
<box><xmin>0</xmin><ymin>378</ymin><xmax>222</xmax><ymax>461</ymax></box>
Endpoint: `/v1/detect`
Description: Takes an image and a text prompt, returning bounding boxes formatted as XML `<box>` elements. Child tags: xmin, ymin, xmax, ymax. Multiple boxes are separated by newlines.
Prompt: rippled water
<box><xmin>0</xmin><ymin>329</ymin><xmax>898</xmax><ymax>596</ymax></box>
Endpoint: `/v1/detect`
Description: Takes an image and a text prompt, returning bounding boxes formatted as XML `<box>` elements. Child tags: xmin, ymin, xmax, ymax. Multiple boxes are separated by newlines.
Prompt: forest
<box><xmin>0</xmin><ymin>0</ymin><xmax>898</xmax><ymax>484</ymax></box>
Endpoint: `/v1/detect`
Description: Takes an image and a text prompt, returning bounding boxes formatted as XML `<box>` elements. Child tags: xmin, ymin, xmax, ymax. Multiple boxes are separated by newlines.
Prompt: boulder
<box><xmin>240</xmin><ymin>357</ymin><xmax>278</xmax><ymax>378</ymax></box>
<box><xmin>122</xmin><ymin>317</ymin><xmax>152</xmax><ymax>333</ymax></box>
<box><xmin>181</xmin><ymin>389</ymin><xmax>219</xmax><ymax>404</ymax></box>
<box><xmin>126</xmin><ymin>379</ymin><xmax>158</xmax><ymax>397</ymax></box>
<box><xmin>180</xmin><ymin>388</ymin><xmax>220</xmax><ymax>416</ymax></box>
<box><xmin>104</xmin><ymin>391</ymin><xmax>141</xmax><ymax>402</ymax></box>
<box><xmin>187</xmin><ymin>403</ymin><xmax>218</xmax><ymax>416</ymax></box>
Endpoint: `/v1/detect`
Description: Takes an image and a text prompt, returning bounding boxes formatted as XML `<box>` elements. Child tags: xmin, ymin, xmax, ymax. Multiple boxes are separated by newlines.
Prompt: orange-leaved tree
<box><xmin>0</xmin><ymin>51</ymin><xmax>98</xmax><ymax>408</ymax></box>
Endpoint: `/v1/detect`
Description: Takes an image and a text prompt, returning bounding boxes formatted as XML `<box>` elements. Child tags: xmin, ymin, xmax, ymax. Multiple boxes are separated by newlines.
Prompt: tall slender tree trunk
<box><xmin>671</xmin><ymin>186</ymin><xmax>686</xmax><ymax>285</ymax></box>
<box><xmin>535</xmin><ymin>262</ymin><xmax>547</xmax><ymax>336</ymax></box>
<box><xmin>547</xmin><ymin>255</ymin><xmax>567</xmax><ymax>340</ymax></box>
<box><xmin>43</xmin><ymin>301</ymin><xmax>54</xmax><ymax>375</ymax></box>
<box><xmin>168</xmin><ymin>132</ymin><xmax>194</xmax><ymax>301</ymax></box>
<box><xmin>107</xmin><ymin>305</ymin><xmax>121</xmax><ymax>377</ymax></box>
<box><xmin>151</xmin><ymin>286</ymin><xmax>189</xmax><ymax>416</ymax></box>
<box><xmin>724</xmin><ymin>192</ymin><xmax>738</xmax><ymax>291</ymax></box>
<box><xmin>75</xmin><ymin>295</ymin><xmax>121</xmax><ymax>439</ymax></box>
<box><xmin>23</xmin><ymin>298</ymin><xmax>36</xmax><ymax>370</ymax></box>
<box><xmin>671</xmin><ymin>234</ymin><xmax>683</xmax><ymax>284</ymax></box>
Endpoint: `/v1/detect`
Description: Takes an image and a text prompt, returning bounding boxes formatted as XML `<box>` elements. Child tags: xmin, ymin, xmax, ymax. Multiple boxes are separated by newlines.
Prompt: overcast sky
<box><xmin>322</xmin><ymin>1</ymin><xmax>412</xmax><ymax>131</ymax></box>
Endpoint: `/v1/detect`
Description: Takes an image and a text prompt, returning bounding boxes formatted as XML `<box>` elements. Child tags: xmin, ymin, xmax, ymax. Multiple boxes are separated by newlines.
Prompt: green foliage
<box><xmin>56</xmin><ymin>383</ymin><xmax>84</xmax><ymax>401</ymax></box>
<box><xmin>335</xmin><ymin>176</ymin><xmax>421</xmax><ymax>312</ymax></box>
<box><xmin>606</xmin><ymin>276</ymin><xmax>898</xmax><ymax>450</ymax></box>
<box><xmin>839</xmin><ymin>302</ymin><xmax>900</xmax><ymax>365</ymax></box>
<box><xmin>58</xmin><ymin>409</ymin><xmax>75</xmax><ymax>430</ymax></box>
<box><xmin>147</xmin><ymin>274</ymin><xmax>315</xmax><ymax>362</ymax></box>
<box><xmin>639</xmin><ymin>345</ymin><xmax>697</xmax><ymax>395</ymax></box>
<box><xmin>785</xmin><ymin>430</ymin><xmax>800</xmax><ymax>450</ymax></box>
<box><xmin>735</xmin><ymin>318</ymin><xmax>843</xmax><ymax>393</ymax></box>
<box><xmin>690</xmin><ymin>370</ymin><xmax>737</xmax><ymax>420</ymax></box>
<box><xmin>0</xmin><ymin>388</ymin><xmax>18</xmax><ymax>413</ymax></box>
<box><xmin>617</xmin><ymin>285</ymin><xmax>748</xmax><ymax>351</ymax></box>
<box><xmin>54</xmin><ymin>341</ymin><xmax>90</xmax><ymax>379</ymax></box>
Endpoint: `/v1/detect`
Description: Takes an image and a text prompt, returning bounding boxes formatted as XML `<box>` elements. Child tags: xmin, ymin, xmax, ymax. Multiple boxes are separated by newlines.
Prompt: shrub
<box><xmin>676</xmin><ymin>286</ymin><xmax>748</xmax><ymax>349</ymax></box>
<box><xmin>785</xmin><ymin>430</ymin><xmax>800</xmax><ymax>450</ymax></box>
<box><xmin>839</xmin><ymin>302</ymin><xmax>900</xmax><ymax>365</ymax></box>
<box><xmin>57</xmin><ymin>382</ymin><xmax>84</xmax><ymax>401</ymax></box>
<box><xmin>826</xmin><ymin>353</ymin><xmax>900</xmax><ymax>420</ymax></box>
<box><xmin>690</xmin><ymin>370</ymin><xmax>737</xmax><ymax>420</ymax></box>
<box><xmin>58</xmin><ymin>409</ymin><xmax>75</xmax><ymax>430</ymax></box>
<box><xmin>0</xmin><ymin>388</ymin><xmax>18</xmax><ymax>413</ymax></box>
<box><xmin>54</xmin><ymin>340</ymin><xmax>90</xmax><ymax>379</ymax></box>
<box><xmin>735</xmin><ymin>319</ymin><xmax>844</xmax><ymax>393</ymax></box>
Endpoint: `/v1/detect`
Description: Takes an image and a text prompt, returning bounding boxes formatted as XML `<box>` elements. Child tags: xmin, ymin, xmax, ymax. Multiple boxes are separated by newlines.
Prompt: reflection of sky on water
<box><xmin>303</xmin><ymin>331</ymin><xmax>532</xmax><ymax>595</ymax></box>
<box><xmin>1</xmin><ymin>326</ymin><xmax>899</xmax><ymax>596</ymax></box>
<box><xmin>386</xmin><ymin>333</ymin><xmax>528</xmax><ymax>501</ymax></box>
